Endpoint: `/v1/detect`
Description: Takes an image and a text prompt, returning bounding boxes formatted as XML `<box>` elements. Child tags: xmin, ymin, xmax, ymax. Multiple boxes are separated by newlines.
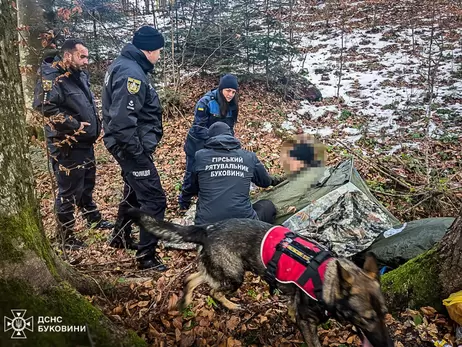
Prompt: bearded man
<box><xmin>33</xmin><ymin>38</ymin><xmax>113</xmax><ymax>250</ymax></box>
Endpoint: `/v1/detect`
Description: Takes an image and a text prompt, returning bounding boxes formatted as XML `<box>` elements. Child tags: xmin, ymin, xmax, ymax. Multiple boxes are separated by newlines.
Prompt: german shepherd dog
<box><xmin>129</xmin><ymin>210</ymin><xmax>393</xmax><ymax>347</ymax></box>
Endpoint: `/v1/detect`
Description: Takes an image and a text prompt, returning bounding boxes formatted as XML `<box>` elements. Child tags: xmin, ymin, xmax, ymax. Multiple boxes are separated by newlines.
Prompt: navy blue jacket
<box><xmin>184</xmin><ymin>89</ymin><xmax>238</xmax><ymax>156</ymax></box>
<box><xmin>187</xmin><ymin>134</ymin><xmax>272</xmax><ymax>225</ymax></box>
<box><xmin>102</xmin><ymin>43</ymin><xmax>163</xmax><ymax>157</ymax></box>
<box><xmin>33</xmin><ymin>57</ymin><xmax>100</xmax><ymax>155</ymax></box>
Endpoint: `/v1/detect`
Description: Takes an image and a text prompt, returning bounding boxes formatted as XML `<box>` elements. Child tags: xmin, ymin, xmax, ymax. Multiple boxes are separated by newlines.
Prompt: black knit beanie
<box><xmin>208</xmin><ymin>122</ymin><xmax>232</xmax><ymax>138</ymax></box>
<box><xmin>133</xmin><ymin>26</ymin><xmax>164</xmax><ymax>51</ymax></box>
<box><xmin>289</xmin><ymin>143</ymin><xmax>318</xmax><ymax>166</ymax></box>
<box><xmin>218</xmin><ymin>74</ymin><xmax>239</xmax><ymax>91</ymax></box>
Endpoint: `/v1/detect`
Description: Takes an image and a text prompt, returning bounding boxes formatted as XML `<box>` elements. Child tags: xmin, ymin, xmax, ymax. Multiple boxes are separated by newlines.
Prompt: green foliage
<box><xmin>339</xmin><ymin>109</ymin><xmax>353</xmax><ymax>121</ymax></box>
<box><xmin>206</xmin><ymin>296</ymin><xmax>218</xmax><ymax>308</ymax></box>
<box><xmin>247</xmin><ymin>289</ymin><xmax>258</xmax><ymax>300</ymax></box>
<box><xmin>182</xmin><ymin>304</ymin><xmax>195</xmax><ymax>319</ymax></box>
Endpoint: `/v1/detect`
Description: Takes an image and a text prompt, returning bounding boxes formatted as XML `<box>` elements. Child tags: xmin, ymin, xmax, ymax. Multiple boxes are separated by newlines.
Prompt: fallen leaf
<box><xmin>420</xmin><ymin>306</ymin><xmax>437</xmax><ymax>317</ymax></box>
<box><xmin>112</xmin><ymin>305</ymin><xmax>123</xmax><ymax>315</ymax></box>
<box><xmin>137</xmin><ymin>300</ymin><xmax>150</xmax><ymax>308</ymax></box>
<box><xmin>226</xmin><ymin>316</ymin><xmax>240</xmax><ymax>331</ymax></box>
<box><xmin>168</xmin><ymin>293</ymin><xmax>179</xmax><ymax>310</ymax></box>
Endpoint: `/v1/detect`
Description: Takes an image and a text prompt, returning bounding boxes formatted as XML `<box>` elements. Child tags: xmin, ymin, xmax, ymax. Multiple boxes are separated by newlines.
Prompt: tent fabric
<box><xmin>352</xmin><ymin>217</ymin><xmax>455</xmax><ymax>268</ymax></box>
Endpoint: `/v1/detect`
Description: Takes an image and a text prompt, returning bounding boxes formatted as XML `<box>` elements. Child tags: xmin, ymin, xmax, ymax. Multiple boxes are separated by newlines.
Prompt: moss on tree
<box><xmin>0</xmin><ymin>206</ymin><xmax>57</xmax><ymax>276</ymax></box>
<box><xmin>381</xmin><ymin>248</ymin><xmax>443</xmax><ymax>313</ymax></box>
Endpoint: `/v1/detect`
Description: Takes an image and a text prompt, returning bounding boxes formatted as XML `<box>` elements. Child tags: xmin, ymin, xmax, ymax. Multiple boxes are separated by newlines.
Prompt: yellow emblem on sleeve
<box><xmin>42</xmin><ymin>79</ymin><xmax>53</xmax><ymax>92</ymax></box>
<box><xmin>127</xmin><ymin>77</ymin><xmax>141</xmax><ymax>94</ymax></box>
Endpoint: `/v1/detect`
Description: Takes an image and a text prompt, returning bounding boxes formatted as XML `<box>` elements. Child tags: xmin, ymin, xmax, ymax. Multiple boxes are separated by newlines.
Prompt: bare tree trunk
<box><xmin>438</xmin><ymin>210</ymin><xmax>462</xmax><ymax>299</ymax></box>
<box><xmin>144</xmin><ymin>0</ymin><xmax>150</xmax><ymax>14</ymax></box>
<box><xmin>92</xmin><ymin>10</ymin><xmax>99</xmax><ymax>61</ymax></box>
<box><xmin>382</xmin><ymin>209</ymin><xmax>462</xmax><ymax>312</ymax></box>
<box><xmin>16</xmin><ymin>0</ymin><xmax>53</xmax><ymax>123</ymax></box>
<box><xmin>265</xmin><ymin>0</ymin><xmax>270</xmax><ymax>89</ymax></box>
<box><xmin>0</xmin><ymin>1</ymin><xmax>145</xmax><ymax>345</ymax></box>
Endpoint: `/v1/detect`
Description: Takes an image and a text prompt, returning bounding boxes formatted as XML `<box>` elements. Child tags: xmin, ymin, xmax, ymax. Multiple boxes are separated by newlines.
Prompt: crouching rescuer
<box><xmin>181</xmin><ymin>121</ymin><xmax>283</xmax><ymax>225</ymax></box>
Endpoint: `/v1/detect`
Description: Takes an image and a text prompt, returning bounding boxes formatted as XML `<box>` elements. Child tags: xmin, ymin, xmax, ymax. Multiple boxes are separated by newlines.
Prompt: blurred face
<box><xmin>64</xmin><ymin>44</ymin><xmax>89</xmax><ymax>70</ymax></box>
<box><xmin>221</xmin><ymin>88</ymin><xmax>236</xmax><ymax>102</ymax></box>
<box><xmin>145</xmin><ymin>49</ymin><xmax>161</xmax><ymax>64</ymax></box>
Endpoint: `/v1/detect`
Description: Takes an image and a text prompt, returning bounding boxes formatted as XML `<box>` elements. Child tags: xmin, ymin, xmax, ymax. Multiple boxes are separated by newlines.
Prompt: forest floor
<box><xmin>29</xmin><ymin>0</ymin><xmax>462</xmax><ymax>346</ymax></box>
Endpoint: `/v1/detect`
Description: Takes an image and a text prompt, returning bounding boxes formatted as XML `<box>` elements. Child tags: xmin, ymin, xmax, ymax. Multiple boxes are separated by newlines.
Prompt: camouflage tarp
<box><xmin>280</xmin><ymin>159</ymin><xmax>400</xmax><ymax>258</ymax></box>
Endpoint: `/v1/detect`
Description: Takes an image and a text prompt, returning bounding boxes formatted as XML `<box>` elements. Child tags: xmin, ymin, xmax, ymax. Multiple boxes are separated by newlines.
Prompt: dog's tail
<box><xmin>127</xmin><ymin>208</ymin><xmax>207</xmax><ymax>245</ymax></box>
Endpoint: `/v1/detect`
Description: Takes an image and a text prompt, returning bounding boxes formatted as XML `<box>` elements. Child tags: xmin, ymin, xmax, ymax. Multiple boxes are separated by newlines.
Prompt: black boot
<box><xmin>107</xmin><ymin>218</ymin><xmax>138</xmax><ymax>250</ymax></box>
<box><xmin>59</xmin><ymin>227</ymin><xmax>87</xmax><ymax>250</ymax></box>
<box><xmin>57</xmin><ymin>217</ymin><xmax>87</xmax><ymax>250</ymax></box>
<box><xmin>84</xmin><ymin>211</ymin><xmax>114</xmax><ymax>230</ymax></box>
<box><xmin>87</xmin><ymin>219</ymin><xmax>114</xmax><ymax>230</ymax></box>
<box><xmin>63</xmin><ymin>235</ymin><xmax>87</xmax><ymax>250</ymax></box>
<box><xmin>137</xmin><ymin>253</ymin><xmax>168</xmax><ymax>271</ymax></box>
<box><xmin>108</xmin><ymin>233</ymin><xmax>138</xmax><ymax>250</ymax></box>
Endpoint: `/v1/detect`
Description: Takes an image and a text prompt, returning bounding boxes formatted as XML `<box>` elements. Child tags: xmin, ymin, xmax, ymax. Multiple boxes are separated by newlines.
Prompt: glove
<box><xmin>270</xmin><ymin>175</ymin><xmax>285</xmax><ymax>187</ymax></box>
<box><xmin>178</xmin><ymin>194</ymin><xmax>191</xmax><ymax>211</ymax></box>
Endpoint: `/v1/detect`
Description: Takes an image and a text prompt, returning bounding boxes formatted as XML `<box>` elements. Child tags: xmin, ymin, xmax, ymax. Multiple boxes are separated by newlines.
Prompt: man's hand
<box><xmin>178</xmin><ymin>194</ymin><xmax>191</xmax><ymax>211</ymax></box>
<box><xmin>270</xmin><ymin>175</ymin><xmax>286</xmax><ymax>187</ymax></box>
<box><xmin>78</xmin><ymin>122</ymin><xmax>91</xmax><ymax>132</ymax></box>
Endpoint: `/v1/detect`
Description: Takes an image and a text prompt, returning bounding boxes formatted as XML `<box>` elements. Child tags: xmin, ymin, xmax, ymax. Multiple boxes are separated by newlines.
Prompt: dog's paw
<box><xmin>223</xmin><ymin>301</ymin><xmax>241</xmax><ymax>311</ymax></box>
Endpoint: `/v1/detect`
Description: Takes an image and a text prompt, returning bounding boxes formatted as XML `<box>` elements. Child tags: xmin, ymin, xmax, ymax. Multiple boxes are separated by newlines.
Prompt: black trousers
<box><xmin>253</xmin><ymin>199</ymin><xmax>277</xmax><ymax>224</ymax></box>
<box><xmin>51</xmin><ymin>146</ymin><xmax>101</xmax><ymax>233</ymax></box>
<box><xmin>113</xmin><ymin>152</ymin><xmax>167</xmax><ymax>260</ymax></box>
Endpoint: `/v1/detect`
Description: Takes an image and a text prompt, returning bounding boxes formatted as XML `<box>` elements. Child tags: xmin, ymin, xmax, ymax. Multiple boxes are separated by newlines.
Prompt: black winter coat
<box><xmin>102</xmin><ymin>43</ymin><xmax>163</xmax><ymax>158</ymax></box>
<box><xmin>33</xmin><ymin>58</ymin><xmax>100</xmax><ymax>155</ymax></box>
<box><xmin>184</xmin><ymin>89</ymin><xmax>238</xmax><ymax>157</ymax></box>
<box><xmin>188</xmin><ymin>134</ymin><xmax>272</xmax><ymax>224</ymax></box>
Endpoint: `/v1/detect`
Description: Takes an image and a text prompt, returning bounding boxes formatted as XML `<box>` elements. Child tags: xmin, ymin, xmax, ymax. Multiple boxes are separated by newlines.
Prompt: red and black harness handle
<box><xmin>264</xmin><ymin>231</ymin><xmax>334</xmax><ymax>304</ymax></box>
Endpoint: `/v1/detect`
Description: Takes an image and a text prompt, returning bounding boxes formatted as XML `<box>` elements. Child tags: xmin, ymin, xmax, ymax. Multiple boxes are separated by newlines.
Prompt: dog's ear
<box><xmin>363</xmin><ymin>252</ymin><xmax>379</xmax><ymax>280</ymax></box>
<box><xmin>336</xmin><ymin>260</ymin><xmax>354</xmax><ymax>290</ymax></box>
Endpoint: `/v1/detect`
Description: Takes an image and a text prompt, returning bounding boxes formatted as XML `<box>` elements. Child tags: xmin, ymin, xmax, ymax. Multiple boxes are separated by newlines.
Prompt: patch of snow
<box><xmin>302</xmin><ymin>126</ymin><xmax>333</xmax><ymax>137</ymax></box>
<box><xmin>281</xmin><ymin>121</ymin><xmax>296</xmax><ymax>131</ymax></box>
<box><xmin>386</xmin><ymin>143</ymin><xmax>421</xmax><ymax>155</ymax></box>
<box><xmin>343</xmin><ymin>127</ymin><xmax>361</xmax><ymax>135</ymax></box>
<box><xmin>262</xmin><ymin>122</ymin><xmax>273</xmax><ymax>132</ymax></box>
<box><xmin>291</xmin><ymin>23</ymin><xmax>462</xmax><ymax>144</ymax></box>
<box><xmin>298</xmin><ymin>102</ymin><xmax>337</xmax><ymax>120</ymax></box>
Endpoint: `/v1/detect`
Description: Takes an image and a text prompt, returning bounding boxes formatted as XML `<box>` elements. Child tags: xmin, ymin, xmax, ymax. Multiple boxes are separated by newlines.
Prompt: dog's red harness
<box><xmin>261</xmin><ymin>226</ymin><xmax>334</xmax><ymax>302</ymax></box>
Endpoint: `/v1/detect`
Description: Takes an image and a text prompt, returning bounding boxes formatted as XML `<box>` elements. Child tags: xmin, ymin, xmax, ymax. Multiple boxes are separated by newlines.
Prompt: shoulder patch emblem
<box><xmin>127</xmin><ymin>77</ymin><xmax>141</xmax><ymax>94</ymax></box>
<box><xmin>197</xmin><ymin>107</ymin><xmax>204</xmax><ymax>111</ymax></box>
<box><xmin>42</xmin><ymin>79</ymin><xmax>53</xmax><ymax>92</ymax></box>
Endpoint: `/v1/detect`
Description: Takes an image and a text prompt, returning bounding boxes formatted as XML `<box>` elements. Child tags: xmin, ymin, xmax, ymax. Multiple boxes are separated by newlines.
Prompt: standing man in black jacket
<box><xmin>33</xmin><ymin>39</ymin><xmax>113</xmax><ymax>250</ymax></box>
<box><xmin>102</xmin><ymin>26</ymin><xmax>167</xmax><ymax>271</ymax></box>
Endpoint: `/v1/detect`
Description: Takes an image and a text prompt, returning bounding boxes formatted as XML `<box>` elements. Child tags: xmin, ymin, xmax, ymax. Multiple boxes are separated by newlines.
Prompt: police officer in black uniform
<box><xmin>102</xmin><ymin>26</ymin><xmax>167</xmax><ymax>271</ymax></box>
<box><xmin>33</xmin><ymin>39</ymin><xmax>113</xmax><ymax>250</ymax></box>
